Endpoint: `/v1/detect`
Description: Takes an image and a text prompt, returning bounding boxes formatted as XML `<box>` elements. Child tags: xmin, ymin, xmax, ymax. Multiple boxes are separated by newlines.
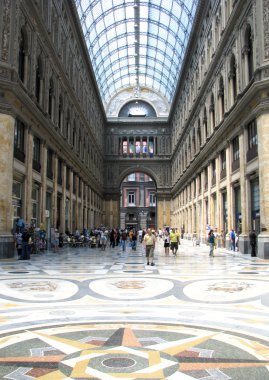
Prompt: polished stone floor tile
<box><xmin>0</xmin><ymin>239</ymin><xmax>268</xmax><ymax>379</ymax></box>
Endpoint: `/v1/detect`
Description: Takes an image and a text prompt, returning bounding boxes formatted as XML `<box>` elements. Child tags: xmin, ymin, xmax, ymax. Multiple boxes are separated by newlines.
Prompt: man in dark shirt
<box><xmin>21</xmin><ymin>229</ymin><xmax>31</xmax><ymax>260</ymax></box>
<box><xmin>249</xmin><ymin>230</ymin><xmax>257</xmax><ymax>257</ymax></box>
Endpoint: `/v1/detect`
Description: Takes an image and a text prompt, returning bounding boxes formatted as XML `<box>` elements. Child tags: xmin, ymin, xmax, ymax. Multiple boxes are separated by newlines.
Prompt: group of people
<box><xmin>14</xmin><ymin>219</ymin><xmax>47</xmax><ymax>260</ymax></box>
<box><xmin>207</xmin><ymin>228</ymin><xmax>257</xmax><ymax>257</ymax></box>
<box><xmin>162</xmin><ymin>228</ymin><xmax>180</xmax><ymax>256</ymax></box>
<box><xmin>14</xmin><ymin>217</ymin><xmax>258</xmax><ymax>261</ymax></box>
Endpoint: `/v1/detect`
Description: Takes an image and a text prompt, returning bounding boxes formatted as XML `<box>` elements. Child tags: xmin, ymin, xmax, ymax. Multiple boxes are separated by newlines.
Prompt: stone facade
<box><xmin>170</xmin><ymin>0</ymin><xmax>269</xmax><ymax>258</ymax></box>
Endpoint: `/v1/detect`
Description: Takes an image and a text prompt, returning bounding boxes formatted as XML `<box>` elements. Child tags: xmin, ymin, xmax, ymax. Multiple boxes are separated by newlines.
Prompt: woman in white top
<box><xmin>163</xmin><ymin>230</ymin><xmax>170</xmax><ymax>256</ymax></box>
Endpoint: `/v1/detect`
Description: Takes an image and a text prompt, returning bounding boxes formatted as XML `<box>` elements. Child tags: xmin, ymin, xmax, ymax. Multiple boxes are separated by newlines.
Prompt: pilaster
<box><xmin>226</xmin><ymin>143</ymin><xmax>232</xmax><ymax>248</ymax></box>
<box><xmin>52</xmin><ymin>154</ymin><xmax>58</xmax><ymax>228</ymax></box>
<box><xmin>60</xmin><ymin>163</ymin><xmax>66</xmax><ymax>233</ymax></box>
<box><xmin>157</xmin><ymin>194</ymin><xmax>171</xmax><ymax>230</ymax></box>
<box><xmin>69</xmin><ymin>171</ymin><xmax>73</xmax><ymax>232</ymax></box>
<box><xmin>25</xmin><ymin>128</ymin><xmax>33</xmax><ymax>224</ymax></box>
<box><xmin>257</xmin><ymin>113</ymin><xmax>269</xmax><ymax>258</ymax></box>
<box><xmin>40</xmin><ymin>143</ymin><xmax>47</xmax><ymax>226</ymax></box>
<box><xmin>238</xmin><ymin>128</ymin><xmax>249</xmax><ymax>253</ymax></box>
<box><xmin>0</xmin><ymin>114</ymin><xmax>15</xmax><ymax>257</ymax></box>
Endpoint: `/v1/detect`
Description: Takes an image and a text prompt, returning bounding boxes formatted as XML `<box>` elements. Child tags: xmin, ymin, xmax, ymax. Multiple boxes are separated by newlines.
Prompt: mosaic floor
<box><xmin>0</xmin><ymin>239</ymin><xmax>269</xmax><ymax>379</ymax></box>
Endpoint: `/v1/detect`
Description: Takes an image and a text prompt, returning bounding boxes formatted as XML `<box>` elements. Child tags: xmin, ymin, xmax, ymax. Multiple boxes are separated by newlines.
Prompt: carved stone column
<box><xmin>75</xmin><ymin>175</ymin><xmax>79</xmax><ymax>230</ymax></box>
<box><xmin>238</xmin><ymin>129</ymin><xmax>249</xmax><ymax>253</ymax></box>
<box><xmin>200</xmin><ymin>171</ymin><xmax>206</xmax><ymax>243</ymax></box>
<box><xmin>84</xmin><ymin>184</ymin><xmax>88</xmax><ymax>229</ymax></box>
<box><xmin>40</xmin><ymin>143</ymin><xmax>47</xmax><ymax>226</ymax></box>
<box><xmin>52</xmin><ymin>154</ymin><xmax>58</xmax><ymax>228</ymax></box>
<box><xmin>215</xmin><ymin>155</ymin><xmax>221</xmax><ymax>245</ymax></box>
<box><xmin>226</xmin><ymin>143</ymin><xmax>232</xmax><ymax>248</ymax></box>
<box><xmin>60</xmin><ymin>163</ymin><xmax>66</xmax><ymax>233</ymax></box>
<box><xmin>156</xmin><ymin>193</ymin><xmax>171</xmax><ymax>230</ymax></box>
<box><xmin>104</xmin><ymin>192</ymin><xmax>120</xmax><ymax>228</ymax></box>
<box><xmin>69</xmin><ymin>171</ymin><xmax>73</xmax><ymax>233</ymax></box>
<box><xmin>257</xmin><ymin>113</ymin><xmax>269</xmax><ymax>258</ymax></box>
<box><xmin>25</xmin><ymin>128</ymin><xmax>33</xmax><ymax>224</ymax></box>
<box><xmin>0</xmin><ymin>114</ymin><xmax>15</xmax><ymax>257</ymax></box>
<box><xmin>80</xmin><ymin>179</ymin><xmax>84</xmax><ymax>230</ymax></box>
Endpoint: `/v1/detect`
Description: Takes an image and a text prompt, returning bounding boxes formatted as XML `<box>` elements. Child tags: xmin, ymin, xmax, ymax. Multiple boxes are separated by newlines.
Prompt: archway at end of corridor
<box><xmin>120</xmin><ymin>171</ymin><xmax>156</xmax><ymax>232</ymax></box>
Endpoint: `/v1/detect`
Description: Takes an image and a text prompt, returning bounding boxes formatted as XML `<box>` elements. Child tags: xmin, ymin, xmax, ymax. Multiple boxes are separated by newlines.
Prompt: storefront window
<box><xmin>251</xmin><ymin>178</ymin><xmax>260</xmax><ymax>233</ymax></box>
<box><xmin>234</xmin><ymin>186</ymin><xmax>241</xmax><ymax>233</ymax></box>
<box><xmin>12</xmin><ymin>181</ymin><xmax>22</xmax><ymax>220</ymax></box>
<box><xmin>32</xmin><ymin>187</ymin><xmax>39</xmax><ymax>226</ymax></box>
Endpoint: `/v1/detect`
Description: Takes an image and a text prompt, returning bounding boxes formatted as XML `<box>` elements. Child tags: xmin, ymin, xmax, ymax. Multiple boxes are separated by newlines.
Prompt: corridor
<box><xmin>0</xmin><ymin>240</ymin><xmax>268</xmax><ymax>379</ymax></box>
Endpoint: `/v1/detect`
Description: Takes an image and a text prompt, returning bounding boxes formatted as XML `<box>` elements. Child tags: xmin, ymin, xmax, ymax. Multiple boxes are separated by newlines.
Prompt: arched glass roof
<box><xmin>75</xmin><ymin>0</ymin><xmax>199</xmax><ymax>112</ymax></box>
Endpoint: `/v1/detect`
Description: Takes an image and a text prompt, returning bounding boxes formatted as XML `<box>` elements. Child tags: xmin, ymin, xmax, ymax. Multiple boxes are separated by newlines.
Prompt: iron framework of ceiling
<box><xmin>75</xmin><ymin>0</ymin><xmax>198</xmax><ymax>110</ymax></box>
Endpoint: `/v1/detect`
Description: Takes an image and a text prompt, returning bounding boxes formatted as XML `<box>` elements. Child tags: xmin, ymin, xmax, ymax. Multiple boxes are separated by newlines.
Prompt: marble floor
<box><xmin>0</xmin><ymin>239</ymin><xmax>269</xmax><ymax>379</ymax></box>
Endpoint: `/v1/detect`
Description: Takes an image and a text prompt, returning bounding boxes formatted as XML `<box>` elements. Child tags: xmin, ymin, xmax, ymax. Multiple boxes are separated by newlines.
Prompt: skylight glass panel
<box><xmin>146</xmin><ymin>77</ymin><xmax>154</xmax><ymax>87</ymax></box>
<box><xmin>75</xmin><ymin>0</ymin><xmax>198</xmax><ymax>107</ymax></box>
<box><xmin>92</xmin><ymin>2</ymin><xmax>102</xmax><ymax>19</ymax></box>
<box><xmin>122</xmin><ymin>77</ymin><xmax>129</xmax><ymax>86</ymax></box>
<box><xmin>140</xmin><ymin>56</ymin><xmax>146</xmax><ymax>65</ymax></box>
<box><xmin>140</xmin><ymin>21</ymin><xmax>148</xmax><ymax>33</ymax></box>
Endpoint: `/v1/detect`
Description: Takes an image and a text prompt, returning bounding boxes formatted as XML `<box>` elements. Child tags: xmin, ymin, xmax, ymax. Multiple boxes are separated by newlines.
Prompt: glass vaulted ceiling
<box><xmin>75</xmin><ymin>0</ymin><xmax>198</xmax><ymax>111</ymax></box>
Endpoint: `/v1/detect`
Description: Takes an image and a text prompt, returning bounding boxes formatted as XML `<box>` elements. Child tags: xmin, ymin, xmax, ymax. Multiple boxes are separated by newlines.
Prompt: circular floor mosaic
<box><xmin>0</xmin><ymin>323</ymin><xmax>268</xmax><ymax>379</ymax></box>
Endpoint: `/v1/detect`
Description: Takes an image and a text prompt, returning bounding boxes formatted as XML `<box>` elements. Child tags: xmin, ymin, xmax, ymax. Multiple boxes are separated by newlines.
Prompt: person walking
<box><xmin>230</xmin><ymin>228</ymin><xmax>236</xmax><ymax>251</ymax></box>
<box><xmin>15</xmin><ymin>231</ymin><xmax>22</xmax><ymax>259</ymax></box>
<box><xmin>53</xmin><ymin>229</ymin><xmax>60</xmax><ymax>252</ymax></box>
<box><xmin>163</xmin><ymin>230</ymin><xmax>170</xmax><ymax>256</ymax></box>
<box><xmin>100</xmin><ymin>230</ymin><xmax>107</xmax><ymax>251</ymax></box>
<box><xmin>208</xmin><ymin>229</ymin><xmax>215</xmax><ymax>257</ymax></box>
<box><xmin>169</xmin><ymin>228</ymin><xmax>180</xmax><ymax>256</ymax></box>
<box><xmin>249</xmin><ymin>230</ymin><xmax>257</xmax><ymax>257</ymax></box>
<box><xmin>21</xmin><ymin>228</ymin><xmax>31</xmax><ymax>260</ymax></box>
<box><xmin>131</xmin><ymin>230</ymin><xmax>137</xmax><ymax>250</ymax></box>
<box><xmin>143</xmin><ymin>228</ymin><xmax>156</xmax><ymax>266</ymax></box>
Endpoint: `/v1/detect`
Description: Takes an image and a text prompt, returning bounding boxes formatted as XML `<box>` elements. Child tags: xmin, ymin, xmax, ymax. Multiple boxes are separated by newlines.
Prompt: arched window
<box><xmin>197</xmin><ymin>120</ymin><xmax>201</xmax><ymax>149</ymax></box>
<box><xmin>66</xmin><ymin>109</ymin><xmax>70</xmax><ymax>141</ymax></box>
<box><xmin>209</xmin><ymin>93</ymin><xmax>215</xmax><ymax>131</ymax></box>
<box><xmin>72</xmin><ymin>122</ymin><xmax>76</xmax><ymax>148</ymax></box>
<box><xmin>35</xmin><ymin>56</ymin><xmax>43</xmax><ymax>102</ymax></box>
<box><xmin>218</xmin><ymin>76</ymin><xmax>225</xmax><ymax>120</ymax></box>
<box><xmin>203</xmin><ymin>107</ymin><xmax>208</xmax><ymax>140</ymax></box>
<box><xmin>78</xmin><ymin>129</ymin><xmax>82</xmax><ymax>153</ymax></box>
<box><xmin>229</xmin><ymin>54</ymin><xmax>237</xmax><ymax>103</ymax></box>
<box><xmin>58</xmin><ymin>95</ymin><xmax>63</xmax><ymax>131</ymax></box>
<box><xmin>48</xmin><ymin>78</ymin><xmax>54</xmax><ymax>119</ymax></box>
<box><xmin>245</xmin><ymin>24</ymin><xmax>253</xmax><ymax>82</ymax></box>
<box><xmin>192</xmin><ymin>132</ymin><xmax>196</xmax><ymax>155</ymax></box>
<box><xmin>18</xmin><ymin>29</ymin><xmax>27</xmax><ymax>82</ymax></box>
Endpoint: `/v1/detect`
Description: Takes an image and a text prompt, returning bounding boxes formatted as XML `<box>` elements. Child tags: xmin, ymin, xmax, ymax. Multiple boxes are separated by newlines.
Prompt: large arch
<box><xmin>103</xmin><ymin>162</ymin><xmax>171</xmax><ymax>230</ymax></box>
